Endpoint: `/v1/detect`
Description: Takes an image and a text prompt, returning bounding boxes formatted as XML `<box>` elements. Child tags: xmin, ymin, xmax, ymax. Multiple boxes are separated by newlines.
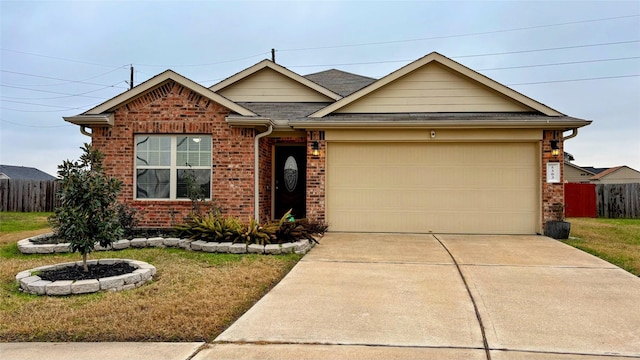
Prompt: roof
<box><xmin>581</xmin><ymin>166</ymin><xmax>609</xmax><ymax>174</ymax></box>
<box><xmin>310</xmin><ymin>52</ymin><xmax>566</xmax><ymax>118</ymax></box>
<box><xmin>210</xmin><ymin>60</ymin><xmax>342</xmax><ymax>101</ymax></box>
<box><xmin>238</xmin><ymin>102</ymin><xmax>330</xmax><ymax>120</ymax></box>
<box><xmin>303</xmin><ymin>69</ymin><xmax>376</xmax><ymax>97</ymax></box>
<box><xmin>564</xmin><ymin>161</ymin><xmax>597</xmax><ymax>175</ymax></box>
<box><xmin>65</xmin><ymin>70</ymin><xmax>257</xmax><ymax>127</ymax></box>
<box><xmin>0</xmin><ymin>165</ymin><xmax>56</xmax><ymax>180</ymax></box>
<box><xmin>590</xmin><ymin>166</ymin><xmax>623</xmax><ymax>180</ymax></box>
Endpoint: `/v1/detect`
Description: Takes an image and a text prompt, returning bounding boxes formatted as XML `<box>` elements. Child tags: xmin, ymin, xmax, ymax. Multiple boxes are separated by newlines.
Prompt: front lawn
<box><xmin>0</xmin><ymin>217</ymin><xmax>301</xmax><ymax>342</ymax></box>
<box><xmin>564</xmin><ymin>218</ymin><xmax>640</xmax><ymax>276</ymax></box>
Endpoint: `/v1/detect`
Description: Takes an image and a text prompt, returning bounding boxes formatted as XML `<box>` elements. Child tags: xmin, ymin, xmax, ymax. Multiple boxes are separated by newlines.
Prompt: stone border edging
<box><xmin>17</xmin><ymin>233</ymin><xmax>315</xmax><ymax>255</ymax></box>
<box><xmin>15</xmin><ymin>259</ymin><xmax>156</xmax><ymax>296</ymax></box>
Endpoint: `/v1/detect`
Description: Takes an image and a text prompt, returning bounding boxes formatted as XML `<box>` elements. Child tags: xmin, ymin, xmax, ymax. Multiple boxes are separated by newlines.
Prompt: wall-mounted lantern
<box><xmin>550</xmin><ymin>140</ymin><xmax>560</xmax><ymax>157</ymax></box>
<box><xmin>311</xmin><ymin>141</ymin><xmax>320</xmax><ymax>157</ymax></box>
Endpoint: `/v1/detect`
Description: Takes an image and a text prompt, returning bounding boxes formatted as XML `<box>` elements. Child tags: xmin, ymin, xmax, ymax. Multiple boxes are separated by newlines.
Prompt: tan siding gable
<box><xmin>336</xmin><ymin>62</ymin><xmax>533</xmax><ymax>113</ymax></box>
<box><xmin>593</xmin><ymin>166</ymin><xmax>640</xmax><ymax>184</ymax></box>
<box><xmin>217</xmin><ymin>68</ymin><xmax>334</xmax><ymax>102</ymax></box>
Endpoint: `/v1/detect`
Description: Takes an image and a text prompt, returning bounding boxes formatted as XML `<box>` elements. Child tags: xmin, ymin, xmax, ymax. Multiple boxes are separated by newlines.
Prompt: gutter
<box><xmin>254</xmin><ymin>124</ymin><xmax>273</xmax><ymax>220</ymax></box>
<box><xmin>289</xmin><ymin>119</ymin><xmax>591</xmax><ymax>130</ymax></box>
<box><xmin>563</xmin><ymin>128</ymin><xmax>579</xmax><ymax>141</ymax></box>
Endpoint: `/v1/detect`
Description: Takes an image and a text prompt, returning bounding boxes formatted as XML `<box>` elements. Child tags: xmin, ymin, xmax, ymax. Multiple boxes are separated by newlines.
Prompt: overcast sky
<box><xmin>1</xmin><ymin>0</ymin><xmax>639</xmax><ymax>177</ymax></box>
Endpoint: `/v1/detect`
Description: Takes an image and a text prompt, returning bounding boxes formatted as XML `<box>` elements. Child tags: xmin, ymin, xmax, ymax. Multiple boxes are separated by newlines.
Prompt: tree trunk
<box><xmin>83</xmin><ymin>253</ymin><xmax>88</xmax><ymax>272</ymax></box>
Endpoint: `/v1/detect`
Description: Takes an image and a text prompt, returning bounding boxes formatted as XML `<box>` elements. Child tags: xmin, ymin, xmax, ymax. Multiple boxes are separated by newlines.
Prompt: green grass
<box><xmin>0</xmin><ymin>212</ymin><xmax>53</xmax><ymax>233</ymax></box>
<box><xmin>0</xmin><ymin>212</ymin><xmax>304</xmax><ymax>342</ymax></box>
<box><xmin>564</xmin><ymin>217</ymin><xmax>640</xmax><ymax>276</ymax></box>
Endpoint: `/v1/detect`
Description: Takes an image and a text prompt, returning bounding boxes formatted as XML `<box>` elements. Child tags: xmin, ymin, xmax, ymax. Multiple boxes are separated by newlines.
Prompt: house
<box><xmin>0</xmin><ymin>165</ymin><xmax>56</xmax><ymax>180</ymax></box>
<box><xmin>63</xmin><ymin>52</ymin><xmax>591</xmax><ymax>234</ymax></box>
<box><xmin>589</xmin><ymin>166</ymin><xmax>640</xmax><ymax>184</ymax></box>
<box><xmin>564</xmin><ymin>162</ymin><xmax>597</xmax><ymax>183</ymax></box>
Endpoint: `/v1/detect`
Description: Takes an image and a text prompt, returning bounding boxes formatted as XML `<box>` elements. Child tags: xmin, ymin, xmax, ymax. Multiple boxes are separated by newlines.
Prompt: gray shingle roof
<box><xmin>237</xmin><ymin>102</ymin><xmax>331</xmax><ymax>120</ymax></box>
<box><xmin>304</xmin><ymin>69</ymin><xmax>376</xmax><ymax>97</ymax></box>
<box><xmin>0</xmin><ymin>165</ymin><xmax>56</xmax><ymax>180</ymax></box>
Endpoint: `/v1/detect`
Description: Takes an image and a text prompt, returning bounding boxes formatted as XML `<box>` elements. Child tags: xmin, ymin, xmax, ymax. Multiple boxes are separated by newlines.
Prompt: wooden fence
<box><xmin>0</xmin><ymin>179</ymin><xmax>60</xmax><ymax>212</ymax></box>
<box><xmin>595</xmin><ymin>183</ymin><xmax>640</xmax><ymax>219</ymax></box>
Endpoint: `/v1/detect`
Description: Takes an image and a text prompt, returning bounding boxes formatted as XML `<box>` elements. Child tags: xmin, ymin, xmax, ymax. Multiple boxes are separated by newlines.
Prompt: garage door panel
<box><xmin>327</xmin><ymin>142</ymin><xmax>538</xmax><ymax>234</ymax></box>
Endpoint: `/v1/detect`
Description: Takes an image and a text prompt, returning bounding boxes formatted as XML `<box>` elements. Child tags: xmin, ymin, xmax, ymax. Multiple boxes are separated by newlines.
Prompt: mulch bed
<box><xmin>39</xmin><ymin>263</ymin><xmax>137</xmax><ymax>281</ymax></box>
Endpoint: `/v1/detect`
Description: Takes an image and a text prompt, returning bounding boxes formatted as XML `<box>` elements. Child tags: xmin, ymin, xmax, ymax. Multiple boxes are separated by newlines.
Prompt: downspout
<box><xmin>80</xmin><ymin>126</ymin><xmax>92</xmax><ymax>137</ymax></box>
<box><xmin>563</xmin><ymin>128</ymin><xmax>578</xmax><ymax>141</ymax></box>
<box><xmin>254</xmin><ymin>124</ymin><xmax>273</xmax><ymax>220</ymax></box>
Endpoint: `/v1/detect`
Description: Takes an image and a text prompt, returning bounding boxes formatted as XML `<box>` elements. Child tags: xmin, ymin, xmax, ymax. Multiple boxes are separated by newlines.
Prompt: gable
<box><xmin>216</xmin><ymin>67</ymin><xmax>335</xmax><ymax>102</ymax></box>
<box><xmin>311</xmin><ymin>52</ymin><xmax>565</xmax><ymax>118</ymax></box>
<box><xmin>334</xmin><ymin>62</ymin><xmax>534</xmax><ymax>113</ymax></box>
<box><xmin>592</xmin><ymin>166</ymin><xmax>640</xmax><ymax>183</ymax></box>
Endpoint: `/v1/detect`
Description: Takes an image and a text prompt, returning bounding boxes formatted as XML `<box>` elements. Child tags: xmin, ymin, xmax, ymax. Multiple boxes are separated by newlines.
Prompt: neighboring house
<box><xmin>564</xmin><ymin>162</ymin><xmax>597</xmax><ymax>183</ymax></box>
<box><xmin>589</xmin><ymin>166</ymin><xmax>640</xmax><ymax>184</ymax></box>
<box><xmin>64</xmin><ymin>52</ymin><xmax>591</xmax><ymax>235</ymax></box>
<box><xmin>0</xmin><ymin>165</ymin><xmax>56</xmax><ymax>180</ymax></box>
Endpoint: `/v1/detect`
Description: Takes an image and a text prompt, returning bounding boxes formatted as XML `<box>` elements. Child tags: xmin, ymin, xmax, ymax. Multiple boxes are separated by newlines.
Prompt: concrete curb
<box><xmin>17</xmin><ymin>233</ymin><xmax>315</xmax><ymax>256</ymax></box>
<box><xmin>16</xmin><ymin>258</ymin><xmax>156</xmax><ymax>296</ymax></box>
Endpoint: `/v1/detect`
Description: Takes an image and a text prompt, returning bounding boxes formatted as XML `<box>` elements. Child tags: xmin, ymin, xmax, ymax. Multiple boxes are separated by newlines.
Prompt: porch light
<box><xmin>312</xmin><ymin>141</ymin><xmax>320</xmax><ymax>157</ymax></box>
<box><xmin>550</xmin><ymin>140</ymin><xmax>560</xmax><ymax>157</ymax></box>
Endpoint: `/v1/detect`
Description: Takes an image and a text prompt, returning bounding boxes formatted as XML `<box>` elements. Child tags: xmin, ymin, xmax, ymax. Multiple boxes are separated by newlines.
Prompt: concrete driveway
<box><xmin>199</xmin><ymin>233</ymin><xmax>640</xmax><ymax>359</ymax></box>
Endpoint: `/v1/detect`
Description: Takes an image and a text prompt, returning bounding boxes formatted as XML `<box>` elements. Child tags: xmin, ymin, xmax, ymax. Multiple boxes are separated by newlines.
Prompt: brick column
<box><xmin>306</xmin><ymin>131</ymin><xmax>326</xmax><ymax>222</ymax></box>
<box><xmin>541</xmin><ymin>130</ymin><xmax>564</xmax><ymax>229</ymax></box>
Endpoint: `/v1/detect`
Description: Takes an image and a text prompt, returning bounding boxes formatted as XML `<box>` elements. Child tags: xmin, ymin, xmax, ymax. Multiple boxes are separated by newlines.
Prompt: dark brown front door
<box><xmin>274</xmin><ymin>145</ymin><xmax>306</xmax><ymax>219</ymax></box>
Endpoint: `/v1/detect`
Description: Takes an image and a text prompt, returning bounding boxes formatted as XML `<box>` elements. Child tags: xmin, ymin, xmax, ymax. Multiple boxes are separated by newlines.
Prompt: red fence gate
<box><xmin>564</xmin><ymin>183</ymin><xmax>596</xmax><ymax>218</ymax></box>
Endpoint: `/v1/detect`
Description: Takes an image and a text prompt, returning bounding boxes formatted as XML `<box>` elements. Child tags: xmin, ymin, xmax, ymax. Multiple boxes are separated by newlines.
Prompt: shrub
<box><xmin>50</xmin><ymin>143</ymin><xmax>123</xmax><ymax>272</ymax></box>
<box><xmin>116</xmin><ymin>202</ymin><xmax>140</xmax><ymax>238</ymax></box>
<box><xmin>177</xmin><ymin>209</ymin><xmax>327</xmax><ymax>246</ymax></box>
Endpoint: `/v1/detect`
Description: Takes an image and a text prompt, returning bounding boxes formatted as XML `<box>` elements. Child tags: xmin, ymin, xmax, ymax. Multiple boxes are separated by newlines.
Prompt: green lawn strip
<box><xmin>564</xmin><ymin>218</ymin><xmax>640</xmax><ymax>276</ymax></box>
<box><xmin>0</xmin><ymin>212</ymin><xmax>53</xmax><ymax>233</ymax></box>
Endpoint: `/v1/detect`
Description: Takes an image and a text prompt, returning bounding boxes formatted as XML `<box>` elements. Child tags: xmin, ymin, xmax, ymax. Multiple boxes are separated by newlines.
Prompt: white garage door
<box><xmin>326</xmin><ymin>142</ymin><xmax>539</xmax><ymax>234</ymax></box>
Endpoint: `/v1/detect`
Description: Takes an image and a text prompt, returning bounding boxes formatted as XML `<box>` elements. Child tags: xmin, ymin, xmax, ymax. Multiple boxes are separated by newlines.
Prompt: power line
<box><xmin>0</xmin><ymin>70</ymin><xmax>129</xmax><ymax>89</ymax></box>
<box><xmin>0</xmin><ymin>66</ymin><xmax>127</xmax><ymax>87</ymax></box>
<box><xmin>477</xmin><ymin>56</ymin><xmax>640</xmax><ymax>72</ymax></box>
<box><xmin>279</xmin><ymin>14</ymin><xmax>640</xmax><ymax>52</ymax></box>
<box><xmin>129</xmin><ymin>51</ymin><xmax>271</xmax><ymax>68</ymax></box>
<box><xmin>0</xmin><ymin>48</ymin><xmax>118</xmax><ymax>68</ymax></box>
<box><xmin>508</xmin><ymin>74</ymin><xmax>640</xmax><ymax>86</ymax></box>
<box><xmin>0</xmin><ymin>83</ymin><xmax>122</xmax><ymax>100</ymax></box>
<box><xmin>0</xmin><ymin>118</ymin><xmax>73</xmax><ymax>128</ymax></box>
<box><xmin>288</xmin><ymin>40</ymin><xmax>640</xmax><ymax>68</ymax></box>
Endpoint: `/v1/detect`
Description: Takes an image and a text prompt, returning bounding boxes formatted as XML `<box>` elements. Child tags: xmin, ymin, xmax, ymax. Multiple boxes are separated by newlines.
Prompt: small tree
<box><xmin>50</xmin><ymin>143</ymin><xmax>123</xmax><ymax>272</ymax></box>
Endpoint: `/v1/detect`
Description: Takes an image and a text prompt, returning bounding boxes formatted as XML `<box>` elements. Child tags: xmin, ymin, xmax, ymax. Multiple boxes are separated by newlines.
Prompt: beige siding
<box><xmin>325</xmin><ymin>129</ymin><xmax>542</xmax><ymax>142</ymax></box>
<box><xmin>217</xmin><ymin>68</ymin><xmax>333</xmax><ymax>102</ymax></box>
<box><xmin>594</xmin><ymin>167</ymin><xmax>640</xmax><ymax>184</ymax></box>
<box><xmin>336</xmin><ymin>62</ymin><xmax>532</xmax><ymax>113</ymax></box>
<box><xmin>327</xmin><ymin>142</ymin><xmax>539</xmax><ymax>234</ymax></box>
<box><xmin>564</xmin><ymin>164</ymin><xmax>594</xmax><ymax>183</ymax></box>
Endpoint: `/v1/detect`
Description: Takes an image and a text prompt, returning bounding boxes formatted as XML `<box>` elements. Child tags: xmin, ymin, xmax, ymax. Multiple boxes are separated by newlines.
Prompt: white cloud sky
<box><xmin>1</xmin><ymin>0</ymin><xmax>639</xmax><ymax>176</ymax></box>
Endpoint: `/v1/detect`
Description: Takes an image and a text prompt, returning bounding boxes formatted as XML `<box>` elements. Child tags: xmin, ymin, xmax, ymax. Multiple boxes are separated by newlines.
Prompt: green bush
<box><xmin>177</xmin><ymin>209</ymin><xmax>327</xmax><ymax>245</ymax></box>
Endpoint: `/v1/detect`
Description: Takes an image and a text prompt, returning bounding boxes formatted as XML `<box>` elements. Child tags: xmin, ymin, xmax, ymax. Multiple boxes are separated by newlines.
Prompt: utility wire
<box><xmin>0</xmin><ymin>84</ymin><xmax>122</xmax><ymax>100</ymax></box>
<box><xmin>508</xmin><ymin>74</ymin><xmax>640</xmax><ymax>86</ymax></box>
<box><xmin>0</xmin><ymin>48</ymin><xmax>118</xmax><ymax>68</ymax></box>
<box><xmin>289</xmin><ymin>40</ymin><xmax>640</xmax><ymax>69</ymax></box>
<box><xmin>0</xmin><ymin>66</ymin><xmax>127</xmax><ymax>87</ymax></box>
<box><xmin>279</xmin><ymin>14</ymin><xmax>640</xmax><ymax>52</ymax></box>
<box><xmin>0</xmin><ymin>70</ymin><xmax>129</xmax><ymax>89</ymax></box>
<box><xmin>0</xmin><ymin>118</ymin><xmax>73</xmax><ymax>128</ymax></box>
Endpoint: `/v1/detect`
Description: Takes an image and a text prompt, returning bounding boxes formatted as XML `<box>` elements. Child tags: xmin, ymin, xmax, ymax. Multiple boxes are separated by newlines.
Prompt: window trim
<box><xmin>134</xmin><ymin>134</ymin><xmax>212</xmax><ymax>200</ymax></box>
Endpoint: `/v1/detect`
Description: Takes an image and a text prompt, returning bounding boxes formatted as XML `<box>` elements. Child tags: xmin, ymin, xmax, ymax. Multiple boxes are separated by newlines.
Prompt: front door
<box><xmin>274</xmin><ymin>145</ymin><xmax>306</xmax><ymax>220</ymax></box>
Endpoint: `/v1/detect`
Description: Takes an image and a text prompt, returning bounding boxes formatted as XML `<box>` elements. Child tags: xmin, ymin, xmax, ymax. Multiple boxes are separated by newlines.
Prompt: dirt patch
<box><xmin>39</xmin><ymin>263</ymin><xmax>137</xmax><ymax>281</ymax></box>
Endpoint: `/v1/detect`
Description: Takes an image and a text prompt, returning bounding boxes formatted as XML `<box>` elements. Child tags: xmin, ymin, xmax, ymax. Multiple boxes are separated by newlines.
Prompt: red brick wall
<box><xmin>541</xmin><ymin>130</ymin><xmax>564</xmax><ymax>228</ymax></box>
<box><xmin>91</xmin><ymin>80</ymin><xmax>255</xmax><ymax>227</ymax></box>
<box><xmin>306</xmin><ymin>131</ymin><xmax>326</xmax><ymax>223</ymax></box>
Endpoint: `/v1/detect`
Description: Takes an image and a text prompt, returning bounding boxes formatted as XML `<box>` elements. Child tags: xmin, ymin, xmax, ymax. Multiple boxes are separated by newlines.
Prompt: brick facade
<box><xmin>541</xmin><ymin>129</ymin><xmax>565</xmax><ymax>229</ymax></box>
<box><xmin>91</xmin><ymin>80</ymin><xmax>256</xmax><ymax>227</ymax></box>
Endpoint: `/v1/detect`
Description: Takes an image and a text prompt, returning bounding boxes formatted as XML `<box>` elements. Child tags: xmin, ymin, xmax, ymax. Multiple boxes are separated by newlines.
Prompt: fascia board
<box><xmin>290</xmin><ymin>119</ymin><xmax>591</xmax><ymax>130</ymax></box>
<box><xmin>63</xmin><ymin>113</ymin><xmax>114</xmax><ymax>126</ymax></box>
<box><xmin>84</xmin><ymin>70</ymin><xmax>256</xmax><ymax>116</ymax></box>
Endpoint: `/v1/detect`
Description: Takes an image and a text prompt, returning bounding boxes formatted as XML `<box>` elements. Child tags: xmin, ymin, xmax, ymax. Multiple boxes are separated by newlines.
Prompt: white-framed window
<box><xmin>134</xmin><ymin>135</ymin><xmax>212</xmax><ymax>200</ymax></box>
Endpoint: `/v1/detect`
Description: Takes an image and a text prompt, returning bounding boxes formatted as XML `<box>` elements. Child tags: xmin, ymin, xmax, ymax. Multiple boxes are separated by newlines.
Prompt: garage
<box><xmin>326</xmin><ymin>141</ymin><xmax>539</xmax><ymax>234</ymax></box>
